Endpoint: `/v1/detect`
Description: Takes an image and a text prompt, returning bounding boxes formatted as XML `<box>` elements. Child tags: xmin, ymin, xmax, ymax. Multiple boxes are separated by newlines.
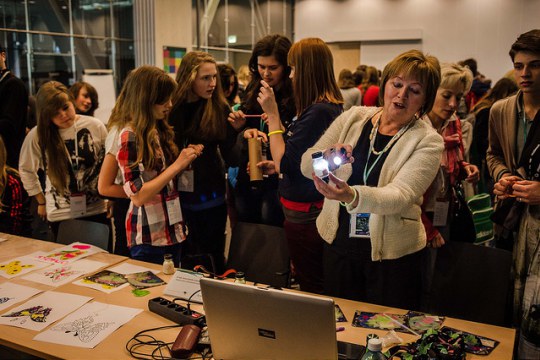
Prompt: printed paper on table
<box><xmin>0</xmin><ymin>251</ymin><xmax>52</xmax><ymax>279</ymax></box>
<box><xmin>0</xmin><ymin>283</ymin><xmax>42</xmax><ymax>311</ymax></box>
<box><xmin>22</xmin><ymin>259</ymin><xmax>107</xmax><ymax>287</ymax></box>
<box><xmin>34</xmin><ymin>301</ymin><xmax>142</xmax><ymax>348</ymax></box>
<box><xmin>0</xmin><ymin>291</ymin><xmax>92</xmax><ymax>331</ymax></box>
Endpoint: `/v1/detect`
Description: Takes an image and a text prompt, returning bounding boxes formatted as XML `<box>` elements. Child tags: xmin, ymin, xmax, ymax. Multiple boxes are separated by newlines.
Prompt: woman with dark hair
<box><xmin>69</xmin><ymin>82</ymin><xmax>99</xmax><ymax>117</ymax></box>
<box><xmin>247</xmin><ymin>37</ymin><xmax>343</xmax><ymax>293</ymax></box>
<box><xmin>169</xmin><ymin>51</ymin><xmax>236</xmax><ymax>274</ymax></box>
<box><xmin>217</xmin><ymin>64</ymin><xmax>239</xmax><ymax>107</ymax></box>
<box><xmin>227</xmin><ymin>34</ymin><xmax>296</xmax><ymax>227</ymax></box>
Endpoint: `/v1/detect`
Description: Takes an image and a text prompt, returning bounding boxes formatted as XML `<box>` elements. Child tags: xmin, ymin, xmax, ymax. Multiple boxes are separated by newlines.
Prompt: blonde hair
<box><xmin>172</xmin><ymin>51</ymin><xmax>229</xmax><ymax>140</ymax></box>
<box><xmin>36</xmin><ymin>81</ymin><xmax>75</xmax><ymax>194</ymax></box>
<box><xmin>379</xmin><ymin>50</ymin><xmax>441</xmax><ymax>117</ymax></box>
<box><xmin>440</xmin><ymin>63</ymin><xmax>473</xmax><ymax>94</ymax></box>
<box><xmin>287</xmin><ymin>37</ymin><xmax>343</xmax><ymax>115</ymax></box>
<box><xmin>108</xmin><ymin>65</ymin><xmax>178</xmax><ymax>170</ymax></box>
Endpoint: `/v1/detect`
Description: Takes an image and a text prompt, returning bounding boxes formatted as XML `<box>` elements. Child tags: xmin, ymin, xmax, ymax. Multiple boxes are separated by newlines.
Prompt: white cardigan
<box><xmin>301</xmin><ymin>106</ymin><xmax>444</xmax><ymax>261</ymax></box>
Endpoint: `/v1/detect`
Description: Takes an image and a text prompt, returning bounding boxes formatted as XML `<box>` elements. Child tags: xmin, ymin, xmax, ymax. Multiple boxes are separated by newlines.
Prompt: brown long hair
<box><xmin>244</xmin><ymin>34</ymin><xmax>294</xmax><ymax>113</ymax></box>
<box><xmin>69</xmin><ymin>81</ymin><xmax>99</xmax><ymax>116</ymax></box>
<box><xmin>288</xmin><ymin>38</ymin><xmax>343</xmax><ymax>115</ymax></box>
<box><xmin>171</xmin><ymin>51</ymin><xmax>229</xmax><ymax>140</ymax></box>
<box><xmin>108</xmin><ymin>65</ymin><xmax>178</xmax><ymax>170</ymax></box>
<box><xmin>36</xmin><ymin>81</ymin><xmax>74</xmax><ymax>194</ymax></box>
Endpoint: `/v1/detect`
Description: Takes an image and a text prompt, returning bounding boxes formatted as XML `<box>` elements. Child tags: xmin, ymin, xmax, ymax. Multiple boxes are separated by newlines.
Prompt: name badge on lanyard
<box><xmin>349</xmin><ymin>213</ymin><xmax>371</xmax><ymax>238</ymax></box>
<box><xmin>178</xmin><ymin>169</ymin><xmax>194</xmax><ymax>192</ymax></box>
<box><xmin>165</xmin><ymin>191</ymin><xmax>183</xmax><ymax>225</ymax></box>
<box><xmin>70</xmin><ymin>193</ymin><xmax>87</xmax><ymax>217</ymax></box>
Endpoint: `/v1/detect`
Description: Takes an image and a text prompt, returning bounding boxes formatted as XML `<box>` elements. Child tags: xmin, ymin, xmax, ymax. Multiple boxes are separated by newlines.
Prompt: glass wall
<box><xmin>192</xmin><ymin>0</ymin><xmax>293</xmax><ymax>69</ymax></box>
<box><xmin>0</xmin><ymin>0</ymin><xmax>134</xmax><ymax>94</ymax></box>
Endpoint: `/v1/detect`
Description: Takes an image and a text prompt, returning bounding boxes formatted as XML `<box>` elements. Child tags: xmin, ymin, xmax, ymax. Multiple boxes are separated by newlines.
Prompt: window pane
<box><xmin>28</xmin><ymin>0</ymin><xmax>71</xmax><ymax>33</ymax></box>
<box><xmin>0</xmin><ymin>30</ymin><xmax>30</xmax><ymax>85</ymax></box>
<box><xmin>0</xmin><ymin>0</ymin><xmax>26</xmax><ymax>30</ymax></box>
<box><xmin>72</xmin><ymin>0</ymin><xmax>110</xmax><ymax>38</ymax></box>
<box><xmin>113</xmin><ymin>0</ymin><xmax>133</xmax><ymax>39</ymax></box>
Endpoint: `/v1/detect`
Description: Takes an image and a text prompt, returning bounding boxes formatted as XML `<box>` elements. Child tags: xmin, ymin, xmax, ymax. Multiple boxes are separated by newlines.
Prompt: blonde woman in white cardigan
<box><xmin>301</xmin><ymin>50</ymin><xmax>444</xmax><ymax>311</ymax></box>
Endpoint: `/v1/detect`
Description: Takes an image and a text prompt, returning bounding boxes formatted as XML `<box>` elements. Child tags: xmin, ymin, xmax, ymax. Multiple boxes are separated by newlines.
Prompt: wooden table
<box><xmin>0</xmin><ymin>233</ymin><xmax>515</xmax><ymax>359</ymax></box>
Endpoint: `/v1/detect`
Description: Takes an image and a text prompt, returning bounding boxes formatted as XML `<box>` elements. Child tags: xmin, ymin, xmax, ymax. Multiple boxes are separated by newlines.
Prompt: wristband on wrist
<box><xmin>339</xmin><ymin>187</ymin><xmax>357</xmax><ymax>207</ymax></box>
<box><xmin>38</xmin><ymin>203</ymin><xmax>45</xmax><ymax>206</ymax></box>
<box><xmin>268</xmin><ymin>130</ymin><xmax>284</xmax><ymax>136</ymax></box>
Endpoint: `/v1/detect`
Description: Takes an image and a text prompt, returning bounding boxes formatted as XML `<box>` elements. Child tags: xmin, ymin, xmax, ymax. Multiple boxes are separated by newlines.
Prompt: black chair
<box><xmin>57</xmin><ymin>219</ymin><xmax>110</xmax><ymax>252</ymax></box>
<box><xmin>226</xmin><ymin>222</ymin><xmax>290</xmax><ymax>288</ymax></box>
<box><xmin>427</xmin><ymin>242</ymin><xmax>512</xmax><ymax>326</ymax></box>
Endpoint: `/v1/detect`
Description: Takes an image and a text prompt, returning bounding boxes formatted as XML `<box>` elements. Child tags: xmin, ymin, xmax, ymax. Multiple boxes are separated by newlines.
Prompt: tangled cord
<box><xmin>126</xmin><ymin>324</ymin><xmax>210</xmax><ymax>359</ymax></box>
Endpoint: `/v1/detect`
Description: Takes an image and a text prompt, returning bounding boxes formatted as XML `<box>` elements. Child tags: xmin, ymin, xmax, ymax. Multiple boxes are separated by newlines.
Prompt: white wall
<box><xmin>154</xmin><ymin>0</ymin><xmax>192</xmax><ymax>69</ymax></box>
<box><xmin>295</xmin><ymin>0</ymin><xmax>540</xmax><ymax>81</ymax></box>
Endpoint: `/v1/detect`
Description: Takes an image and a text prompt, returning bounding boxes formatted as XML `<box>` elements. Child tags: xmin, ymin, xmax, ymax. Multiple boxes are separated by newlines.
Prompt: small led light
<box><xmin>313</xmin><ymin>159</ymin><xmax>329</xmax><ymax>171</ymax></box>
<box><xmin>333</xmin><ymin>156</ymin><xmax>342</xmax><ymax>166</ymax></box>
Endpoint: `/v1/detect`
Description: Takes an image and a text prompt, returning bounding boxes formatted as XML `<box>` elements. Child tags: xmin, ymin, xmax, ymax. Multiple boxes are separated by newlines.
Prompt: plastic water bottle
<box><xmin>361</xmin><ymin>338</ymin><xmax>387</xmax><ymax>360</ymax></box>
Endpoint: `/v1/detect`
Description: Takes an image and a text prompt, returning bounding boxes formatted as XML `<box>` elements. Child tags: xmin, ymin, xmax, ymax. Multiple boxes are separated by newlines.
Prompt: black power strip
<box><xmin>148</xmin><ymin>297</ymin><xmax>206</xmax><ymax>327</ymax></box>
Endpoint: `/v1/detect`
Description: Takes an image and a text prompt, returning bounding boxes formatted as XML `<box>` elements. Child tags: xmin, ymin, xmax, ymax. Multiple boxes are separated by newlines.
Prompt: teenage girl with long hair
<box><xmin>109</xmin><ymin>65</ymin><xmax>203</xmax><ymax>265</ymax></box>
<box><xmin>169</xmin><ymin>51</ymin><xmax>236</xmax><ymax>274</ymax></box>
<box><xmin>247</xmin><ymin>37</ymin><xmax>343</xmax><ymax>293</ymax></box>
<box><xmin>228</xmin><ymin>34</ymin><xmax>296</xmax><ymax>227</ymax></box>
<box><xmin>19</xmin><ymin>81</ymin><xmax>108</xmax><ymax>240</ymax></box>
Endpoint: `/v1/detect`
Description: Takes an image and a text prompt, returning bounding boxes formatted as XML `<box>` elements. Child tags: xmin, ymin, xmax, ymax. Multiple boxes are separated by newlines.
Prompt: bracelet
<box><xmin>339</xmin><ymin>187</ymin><xmax>357</xmax><ymax>207</ymax></box>
<box><xmin>38</xmin><ymin>203</ymin><xmax>45</xmax><ymax>206</ymax></box>
<box><xmin>268</xmin><ymin>130</ymin><xmax>284</xmax><ymax>137</ymax></box>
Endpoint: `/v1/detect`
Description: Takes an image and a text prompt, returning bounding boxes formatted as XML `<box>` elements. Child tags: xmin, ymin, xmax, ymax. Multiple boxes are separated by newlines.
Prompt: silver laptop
<box><xmin>200</xmin><ymin>277</ymin><xmax>338</xmax><ymax>360</ymax></box>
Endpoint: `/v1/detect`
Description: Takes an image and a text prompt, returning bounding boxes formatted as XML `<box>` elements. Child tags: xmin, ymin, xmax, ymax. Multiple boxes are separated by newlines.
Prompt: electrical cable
<box><xmin>125</xmin><ymin>324</ymin><xmax>207</xmax><ymax>360</ymax></box>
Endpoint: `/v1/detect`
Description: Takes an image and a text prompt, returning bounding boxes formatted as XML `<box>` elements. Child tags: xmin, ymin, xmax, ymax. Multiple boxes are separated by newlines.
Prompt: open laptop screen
<box><xmin>200</xmin><ymin>278</ymin><xmax>338</xmax><ymax>360</ymax></box>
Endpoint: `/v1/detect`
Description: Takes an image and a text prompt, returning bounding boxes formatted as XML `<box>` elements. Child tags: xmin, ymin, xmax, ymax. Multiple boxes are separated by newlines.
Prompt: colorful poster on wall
<box><xmin>163</xmin><ymin>46</ymin><xmax>186</xmax><ymax>75</ymax></box>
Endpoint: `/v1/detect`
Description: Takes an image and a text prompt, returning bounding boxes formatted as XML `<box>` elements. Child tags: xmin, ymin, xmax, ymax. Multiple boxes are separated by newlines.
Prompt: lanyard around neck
<box><xmin>363</xmin><ymin>115</ymin><xmax>414</xmax><ymax>184</ymax></box>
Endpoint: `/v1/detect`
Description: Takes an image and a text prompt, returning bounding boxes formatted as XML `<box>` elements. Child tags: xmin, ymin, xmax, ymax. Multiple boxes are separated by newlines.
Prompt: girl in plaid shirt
<box><xmin>0</xmin><ymin>136</ymin><xmax>31</xmax><ymax>236</ymax></box>
<box><xmin>109</xmin><ymin>66</ymin><xmax>203</xmax><ymax>265</ymax></box>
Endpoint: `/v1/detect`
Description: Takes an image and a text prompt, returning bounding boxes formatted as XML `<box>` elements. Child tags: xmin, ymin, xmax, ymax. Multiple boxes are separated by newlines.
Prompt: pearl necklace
<box><xmin>368</xmin><ymin>114</ymin><xmax>416</xmax><ymax>156</ymax></box>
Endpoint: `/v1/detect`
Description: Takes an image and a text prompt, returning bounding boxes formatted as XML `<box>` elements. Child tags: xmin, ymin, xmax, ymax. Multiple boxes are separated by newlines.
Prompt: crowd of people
<box><xmin>0</xmin><ymin>28</ymin><xmax>539</xmax><ymax>358</ymax></box>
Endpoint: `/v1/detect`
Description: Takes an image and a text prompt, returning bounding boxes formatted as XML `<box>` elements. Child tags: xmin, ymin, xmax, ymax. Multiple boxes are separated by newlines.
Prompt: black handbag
<box><xmin>449</xmin><ymin>183</ymin><xmax>476</xmax><ymax>243</ymax></box>
<box><xmin>490</xmin><ymin>197</ymin><xmax>524</xmax><ymax>249</ymax></box>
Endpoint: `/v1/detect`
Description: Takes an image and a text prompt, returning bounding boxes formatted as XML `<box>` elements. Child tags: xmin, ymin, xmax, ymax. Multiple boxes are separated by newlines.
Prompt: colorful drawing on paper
<box><xmin>0</xmin><ymin>260</ymin><xmax>34</xmax><ymax>275</ymax></box>
<box><xmin>440</xmin><ymin>326</ymin><xmax>500</xmax><ymax>355</ymax></box>
<box><xmin>33</xmin><ymin>301</ymin><xmax>142</xmax><ymax>348</ymax></box>
<box><xmin>406</xmin><ymin>311</ymin><xmax>444</xmax><ymax>334</ymax></box>
<box><xmin>22</xmin><ymin>259</ymin><xmax>107</xmax><ymax>287</ymax></box>
<box><xmin>0</xmin><ymin>283</ymin><xmax>42</xmax><ymax>311</ymax></box>
<box><xmin>2</xmin><ymin>305</ymin><xmax>52</xmax><ymax>324</ymax></box>
<box><xmin>35</xmin><ymin>243</ymin><xmax>103</xmax><ymax>265</ymax></box>
<box><xmin>0</xmin><ymin>291</ymin><xmax>92</xmax><ymax>331</ymax></box>
<box><xmin>0</xmin><ymin>252</ymin><xmax>51</xmax><ymax>279</ymax></box>
<box><xmin>352</xmin><ymin>311</ymin><xmax>410</xmax><ymax>333</ymax></box>
<box><xmin>84</xmin><ymin>270</ymin><xmax>127</xmax><ymax>287</ymax></box>
<box><xmin>163</xmin><ymin>46</ymin><xmax>186</xmax><ymax>74</ymax></box>
<box><xmin>125</xmin><ymin>271</ymin><xmax>165</xmax><ymax>289</ymax></box>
